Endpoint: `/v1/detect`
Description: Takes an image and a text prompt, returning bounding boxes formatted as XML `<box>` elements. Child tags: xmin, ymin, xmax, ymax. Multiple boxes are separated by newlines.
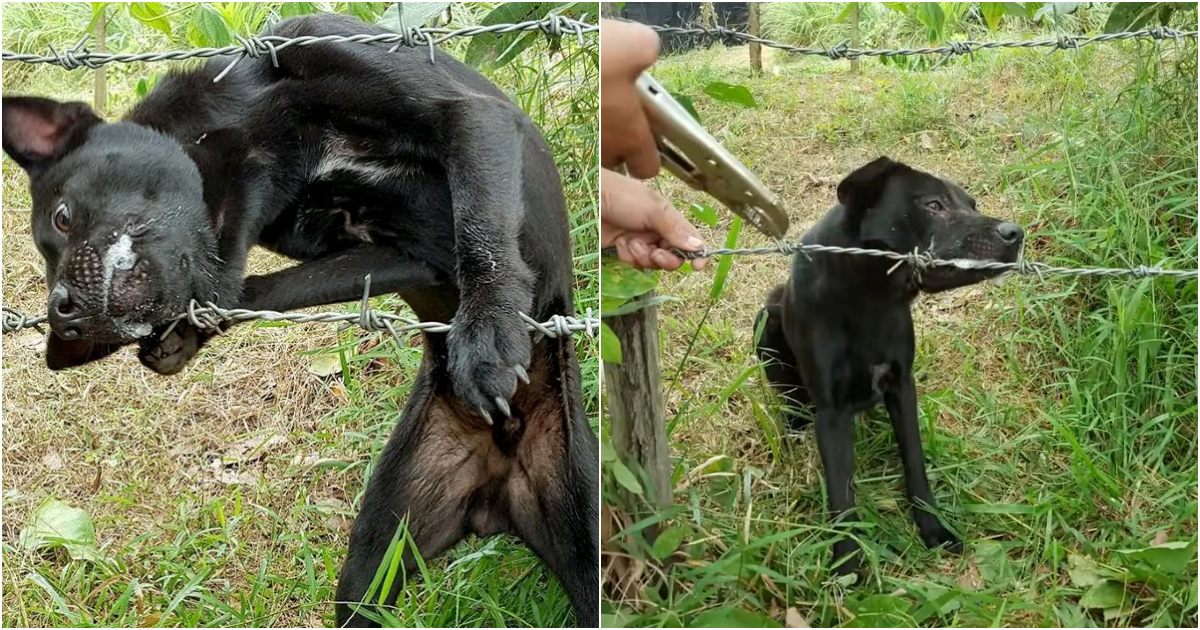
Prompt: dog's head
<box><xmin>3</xmin><ymin>97</ymin><xmax>223</xmax><ymax>363</ymax></box>
<box><xmin>837</xmin><ymin>156</ymin><xmax>1024</xmax><ymax>292</ymax></box>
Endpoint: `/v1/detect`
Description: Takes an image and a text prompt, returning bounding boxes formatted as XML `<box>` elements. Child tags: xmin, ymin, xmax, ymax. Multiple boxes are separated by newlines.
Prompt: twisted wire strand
<box><xmin>647</xmin><ymin>24</ymin><xmax>1196</xmax><ymax>60</ymax></box>
<box><xmin>666</xmin><ymin>241</ymin><xmax>1199</xmax><ymax>280</ymax></box>
<box><xmin>1</xmin><ymin>16</ymin><xmax>598</xmax><ymax>76</ymax></box>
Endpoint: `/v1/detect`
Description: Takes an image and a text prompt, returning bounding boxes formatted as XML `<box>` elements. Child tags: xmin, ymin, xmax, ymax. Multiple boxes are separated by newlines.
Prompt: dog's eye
<box><xmin>925</xmin><ymin>200</ymin><xmax>945</xmax><ymax>213</ymax></box>
<box><xmin>52</xmin><ymin>202</ymin><xmax>71</xmax><ymax>233</ymax></box>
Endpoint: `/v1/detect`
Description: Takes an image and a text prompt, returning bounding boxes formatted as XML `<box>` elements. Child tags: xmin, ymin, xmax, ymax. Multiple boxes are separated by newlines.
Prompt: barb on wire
<box><xmin>656</xmin><ymin>241</ymin><xmax>1198</xmax><ymax>280</ymax></box>
<box><xmin>647</xmin><ymin>24</ymin><xmax>1197</xmax><ymax>60</ymax></box>
<box><xmin>1</xmin><ymin>16</ymin><xmax>598</xmax><ymax>78</ymax></box>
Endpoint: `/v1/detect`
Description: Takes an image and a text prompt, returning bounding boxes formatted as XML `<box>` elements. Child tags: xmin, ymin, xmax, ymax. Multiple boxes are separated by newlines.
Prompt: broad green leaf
<box><xmin>341</xmin><ymin>2</ymin><xmax>388</xmax><ymax>23</ymax></box>
<box><xmin>836</xmin><ymin>2</ymin><xmax>860</xmax><ymax>23</ymax></box>
<box><xmin>128</xmin><ymin>2</ymin><xmax>173</xmax><ymax>36</ymax></box>
<box><xmin>709</xmin><ymin>217</ymin><xmax>742</xmax><ymax>301</ymax></box>
<box><xmin>279</xmin><ymin>2</ymin><xmax>323</xmax><ymax>18</ymax></box>
<box><xmin>464</xmin><ymin>2</ymin><xmax>555</xmax><ymax>68</ymax></box>
<box><xmin>883</xmin><ymin>2</ymin><xmax>911</xmax><ymax>15</ymax></box>
<box><xmin>693</xmin><ymin>607</ymin><xmax>780</xmax><ymax>628</ymax></box>
<box><xmin>1079</xmin><ymin>580</ymin><xmax>1128</xmax><ymax>609</ymax></box>
<box><xmin>1067</xmin><ymin>553</ymin><xmax>1110</xmax><ymax>587</ymax></box>
<box><xmin>979</xmin><ymin>3</ymin><xmax>1007</xmax><ymax>30</ymax></box>
<box><xmin>1034</xmin><ymin>2</ymin><xmax>1082</xmax><ymax>25</ymax></box>
<box><xmin>610</xmin><ymin>457</ymin><xmax>643</xmax><ymax>495</ymax></box>
<box><xmin>846</xmin><ymin>593</ymin><xmax>913</xmax><ymax>627</ymax></box>
<box><xmin>651</xmin><ymin>524</ymin><xmax>688</xmax><ymax>559</ymax></box>
<box><xmin>135</xmin><ymin>77</ymin><xmax>151</xmax><ymax>98</ymax></box>
<box><xmin>675</xmin><ymin>93</ymin><xmax>700</xmax><ymax>122</ymax></box>
<box><xmin>86</xmin><ymin>3</ymin><xmax>109</xmax><ymax>34</ymax></box>
<box><xmin>703</xmin><ymin>81</ymin><xmax>757</xmax><ymax>108</ymax></box>
<box><xmin>187</xmin><ymin>5</ymin><xmax>232</xmax><ymax>48</ymax></box>
<box><xmin>601</xmin><ymin>259</ymin><xmax>659</xmax><ymax>300</ymax></box>
<box><xmin>1115</xmin><ymin>541</ymin><xmax>1196</xmax><ymax>576</ymax></box>
<box><xmin>1103</xmin><ymin>2</ymin><xmax>1178</xmax><ymax>32</ymax></box>
<box><xmin>974</xmin><ymin>541</ymin><xmax>1014</xmax><ymax>584</ymax></box>
<box><xmin>915</xmin><ymin>2</ymin><xmax>946</xmax><ymax>43</ymax></box>
<box><xmin>688</xmin><ymin>203</ymin><xmax>718</xmax><ymax>228</ymax></box>
<box><xmin>382</xmin><ymin>2</ymin><xmax>451</xmax><ymax>30</ymax></box>
<box><xmin>600</xmin><ymin>321</ymin><xmax>622</xmax><ymax>363</ymax></box>
<box><xmin>603</xmin><ymin>294</ymin><xmax>680</xmax><ymax>318</ymax></box>
<box><xmin>19</xmin><ymin>499</ymin><xmax>103</xmax><ymax>562</ymax></box>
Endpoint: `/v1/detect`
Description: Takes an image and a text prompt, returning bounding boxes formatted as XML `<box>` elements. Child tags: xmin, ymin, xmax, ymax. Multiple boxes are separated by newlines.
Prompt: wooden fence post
<box><xmin>604</xmin><ymin>291</ymin><xmax>671</xmax><ymax>509</ymax></box>
<box><xmin>748</xmin><ymin>2</ymin><xmax>762</xmax><ymax>75</ymax></box>
<box><xmin>850</xmin><ymin>2</ymin><xmax>861</xmax><ymax>74</ymax></box>
<box><xmin>93</xmin><ymin>6</ymin><xmax>107</xmax><ymax>116</ymax></box>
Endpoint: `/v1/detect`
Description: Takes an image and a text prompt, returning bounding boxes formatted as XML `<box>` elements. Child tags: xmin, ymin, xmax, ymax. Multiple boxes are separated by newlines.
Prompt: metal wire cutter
<box><xmin>636</xmin><ymin>72</ymin><xmax>789</xmax><ymax>239</ymax></box>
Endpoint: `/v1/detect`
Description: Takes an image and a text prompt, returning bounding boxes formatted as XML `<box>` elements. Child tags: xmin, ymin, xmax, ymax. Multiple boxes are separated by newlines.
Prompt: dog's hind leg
<box><xmin>506</xmin><ymin>340</ymin><xmax>599</xmax><ymax>626</ymax></box>
<box><xmin>334</xmin><ymin>365</ymin><xmax>480</xmax><ymax>627</ymax></box>
<box><xmin>754</xmin><ymin>286</ymin><xmax>811</xmax><ymax>427</ymax></box>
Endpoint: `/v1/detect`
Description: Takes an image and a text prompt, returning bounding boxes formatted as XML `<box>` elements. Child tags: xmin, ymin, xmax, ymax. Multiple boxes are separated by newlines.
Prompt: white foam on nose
<box><xmin>101</xmin><ymin>233</ymin><xmax>137</xmax><ymax>313</ymax></box>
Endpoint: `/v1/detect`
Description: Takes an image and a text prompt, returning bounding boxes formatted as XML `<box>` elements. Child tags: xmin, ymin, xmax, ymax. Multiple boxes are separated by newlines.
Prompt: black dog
<box><xmin>754</xmin><ymin>157</ymin><xmax>1023</xmax><ymax>574</ymax></box>
<box><xmin>2</xmin><ymin>14</ymin><xmax>597</xmax><ymax>626</ymax></box>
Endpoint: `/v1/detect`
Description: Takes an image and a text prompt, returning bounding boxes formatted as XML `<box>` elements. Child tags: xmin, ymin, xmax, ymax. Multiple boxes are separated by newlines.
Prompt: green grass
<box><xmin>1</xmin><ymin>2</ymin><xmax>596</xmax><ymax>627</ymax></box>
<box><xmin>602</xmin><ymin>12</ymin><xmax>1196</xmax><ymax>629</ymax></box>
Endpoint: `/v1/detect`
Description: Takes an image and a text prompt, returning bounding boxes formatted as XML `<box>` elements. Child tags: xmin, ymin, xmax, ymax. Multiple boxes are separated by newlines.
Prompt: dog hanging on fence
<box><xmin>1</xmin><ymin>13</ymin><xmax>597</xmax><ymax>627</ymax></box>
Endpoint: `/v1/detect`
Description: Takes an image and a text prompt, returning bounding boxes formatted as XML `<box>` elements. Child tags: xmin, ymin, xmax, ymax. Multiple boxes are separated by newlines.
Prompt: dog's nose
<box><xmin>995</xmin><ymin>222</ymin><xmax>1024</xmax><ymax>244</ymax></box>
<box><xmin>48</xmin><ymin>283</ymin><xmax>84</xmax><ymax>340</ymax></box>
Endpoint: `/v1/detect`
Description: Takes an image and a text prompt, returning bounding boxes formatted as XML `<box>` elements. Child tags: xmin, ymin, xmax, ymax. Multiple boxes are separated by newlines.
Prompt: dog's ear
<box><xmin>836</xmin><ymin>156</ymin><xmax>910</xmax><ymax>210</ymax></box>
<box><xmin>45</xmin><ymin>335</ymin><xmax>123</xmax><ymax>370</ymax></box>
<box><xmin>2</xmin><ymin>97</ymin><xmax>102</xmax><ymax>175</ymax></box>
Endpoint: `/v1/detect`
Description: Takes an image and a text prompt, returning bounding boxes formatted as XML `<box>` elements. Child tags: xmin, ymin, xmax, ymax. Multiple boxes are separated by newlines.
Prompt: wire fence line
<box><xmin>0</xmin><ymin>15</ymin><xmax>597</xmax><ymax>78</ymax></box>
<box><xmin>648</xmin><ymin>24</ymin><xmax>1197</xmax><ymax>61</ymax></box>
<box><xmin>2</xmin><ymin>302</ymin><xmax>600</xmax><ymax>341</ymax></box>
<box><xmin>670</xmin><ymin>241</ymin><xmax>1199</xmax><ymax>280</ymax></box>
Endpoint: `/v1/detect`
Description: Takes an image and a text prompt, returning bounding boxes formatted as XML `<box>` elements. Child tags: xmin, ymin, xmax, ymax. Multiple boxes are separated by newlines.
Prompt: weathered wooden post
<box><xmin>604</xmin><ymin>293</ymin><xmax>671</xmax><ymax>509</ymax></box>
<box><xmin>850</xmin><ymin>2</ymin><xmax>861</xmax><ymax>74</ymax></box>
<box><xmin>93</xmin><ymin>6</ymin><xmax>107</xmax><ymax>116</ymax></box>
<box><xmin>748</xmin><ymin>2</ymin><xmax>762</xmax><ymax>75</ymax></box>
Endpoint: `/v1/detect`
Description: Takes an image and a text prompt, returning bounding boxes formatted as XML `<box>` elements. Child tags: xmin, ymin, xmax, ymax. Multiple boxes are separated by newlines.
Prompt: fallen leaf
<box><xmin>307</xmin><ymin>353</ymin><xmax>342</xmax><ymax>378</ymax></box>
<box><xmin>41</xmin><ymin>451</ymin><xmax>65</xmax><ymax>471</ymax></box>
<box><xmin>19</xmin><ymin>499</ymin><xmax>103</xmax><ymax>561</ymax></box>
<box><xmin>786</xmin><ymin>607</ymin><xmax>811</xmax><ymax>628</ymax></box>
<box><xmin>222</xmin><ymin>433</ymin><xmax>287</xmax><ymax>465</ymax></box>
<box><xmin>918</xmin><ymin>131</ymin><xmax>936</xmax><ymax>151</ymax></box>
<box><xmin>1152</xmin><ymin>530</ymin><xmax>1169</xmax><ymax>546</ymax></box>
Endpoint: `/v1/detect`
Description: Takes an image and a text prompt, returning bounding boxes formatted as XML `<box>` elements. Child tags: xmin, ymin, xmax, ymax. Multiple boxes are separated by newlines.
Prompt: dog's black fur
<box><xmin>754</xmin><ymin>157</ymin><xmax>1023</xmax><ymax>574</ymax></box>
<box><xmin>2</xmin><ymin>14</ymin><xmax>597</xmax><ymax>626</ymax></box>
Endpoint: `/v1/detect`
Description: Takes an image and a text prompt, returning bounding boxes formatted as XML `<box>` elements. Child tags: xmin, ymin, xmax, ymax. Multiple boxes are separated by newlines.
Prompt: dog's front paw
<box><xmin>917</xmin><ymin>519</ymin><xmax>963</xmax><ymax>553</ymax></box>
<box><xmin>446</xmin><ymin>307</ymin><xmax>532</xmax><ymax>425</ymax></box>
<box><xmin>138</xmin><ymin>323</ymin><xmax>206</xmax><ymax>375</ymax></box>
<box><xmin>830</xmin><ymin>538</ymin><xmax>863</xmax><ymax>577</ymax></box>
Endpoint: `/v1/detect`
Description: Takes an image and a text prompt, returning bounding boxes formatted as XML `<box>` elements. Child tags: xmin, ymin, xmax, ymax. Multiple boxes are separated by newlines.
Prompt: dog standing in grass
<box><xmin>2</xmin><ymin>14</ymin><xmax>597</xmax><ymax>626</ymax></box>
<box><xmin>755</xmin><ymin>157</ymin><xmax>1024</xmax><ymax>574</ymax></box>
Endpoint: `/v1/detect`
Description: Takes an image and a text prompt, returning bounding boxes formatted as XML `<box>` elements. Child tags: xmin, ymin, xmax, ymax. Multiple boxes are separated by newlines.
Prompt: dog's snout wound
<box><xmin>101</xmin><ymin>234</ymin><xmax>138</xmax><ymax>313</ymax></box>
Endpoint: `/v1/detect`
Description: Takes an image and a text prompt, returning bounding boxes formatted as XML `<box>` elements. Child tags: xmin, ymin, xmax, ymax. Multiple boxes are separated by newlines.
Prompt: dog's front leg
<box><xmin>138</xmin><ymin>246</ymin><xmax>441</xmax><ymax>375</ymax></box>
<box><xmin>815</xmin><ymin>407</ymin><xmax>863</xmax><ymax>574</ymax></box>
<box><xmin>440</xmin><ymin>101</ymin><xmax>535</xmax><ymax>425</ymax></box>
<box><xmin>884</xmin><ymin>376</ymin><xmax>963</xmax><ymax>552</ymax></box>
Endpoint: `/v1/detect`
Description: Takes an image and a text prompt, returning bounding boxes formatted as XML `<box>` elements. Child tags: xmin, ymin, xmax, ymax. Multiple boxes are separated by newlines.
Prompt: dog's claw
<box><xmin>478</xmin><ymin>406</ymin><xmax>493</xmax><ymax>426</ymax></box>
<box><xmin>495</xmin><ymin>396</ymin><xmax>511</xmax><ymax>418</ymax></box>
<box><xmin>514</xmin><ymin>364</ymin><xmax>529</xmax><ymax>385</ymax></box>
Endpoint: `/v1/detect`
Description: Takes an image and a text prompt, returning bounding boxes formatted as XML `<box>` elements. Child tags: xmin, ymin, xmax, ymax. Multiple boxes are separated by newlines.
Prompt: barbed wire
<box><xmin>648</xmin><ymin>24</ymin><xmax>1196</xmax><ymax>61</ymax></box>
<box><xmin>0</xmin><ymin>15</ymin><xmax>597</xmax><ymax>78</ymax></box>
<box><xmin>602</xmin><ymin>242</ymin><xmax>1197</xmax><ymax>280</ymax></box>
<box><xmin>2</xmin><ymin>302</ymin><xmax>600</xmax><ymax>339</ymax></box>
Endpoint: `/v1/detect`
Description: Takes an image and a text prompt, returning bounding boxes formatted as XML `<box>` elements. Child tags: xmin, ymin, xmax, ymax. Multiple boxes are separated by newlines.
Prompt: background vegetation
<box><xmin>1</xmin><ymin>2</ymin><xmax>597</xmax><ymax>626</ymax></box>
<box><xmin>601</xmin><ymin>2</ymin><xmax>1197</xmax><ymax>627</ymax></box>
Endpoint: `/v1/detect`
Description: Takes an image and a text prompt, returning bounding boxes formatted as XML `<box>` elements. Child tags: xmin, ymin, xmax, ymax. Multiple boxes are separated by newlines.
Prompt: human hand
<box><xmin>601</xmin><ymin>19</ymin><xmax>660</xmax><ymax>179</ymax></box>
<box><xmin>601</xmin><ymin>169</ymin><xmax>708</xmax><ymax>271</ymax></box>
